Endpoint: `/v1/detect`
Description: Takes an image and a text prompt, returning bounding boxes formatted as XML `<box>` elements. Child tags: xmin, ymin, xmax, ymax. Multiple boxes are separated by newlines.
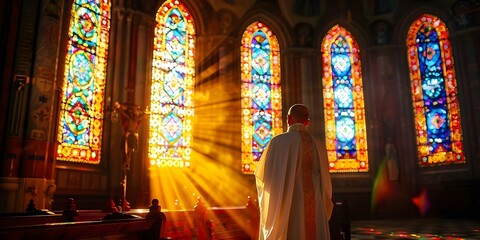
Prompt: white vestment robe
<box><xmin>255</xmin><ymin>123</ymin><xmax>333</xmax><ymax>240</ymax></box>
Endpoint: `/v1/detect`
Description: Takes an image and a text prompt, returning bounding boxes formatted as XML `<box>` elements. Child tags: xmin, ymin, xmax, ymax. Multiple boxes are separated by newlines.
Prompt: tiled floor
<box><xmin>350</xmin><ymin>218</ymin><xmax>480</xmax><ymax>239</ymax></box>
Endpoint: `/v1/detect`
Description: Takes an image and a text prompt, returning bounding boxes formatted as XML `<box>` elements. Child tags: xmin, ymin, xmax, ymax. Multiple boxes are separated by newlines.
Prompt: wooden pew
<box><xmin>0</xmin><ymin>197</ymin><xmax>349</xmax><ymax>240</ymax></box>
<box><xmin>0</xmin><ymin>217</ymin><xmax>158</xmax><ymax>240</ymax></box>
<box><xmin>0</xmin><ymin>198</ymin><xmax>166</xmax><ymax>240</ymax></box>
<box><xmin>0</xmin><ymin>210</ymin><xmax>118</xmax><ymax>227</ymax></box>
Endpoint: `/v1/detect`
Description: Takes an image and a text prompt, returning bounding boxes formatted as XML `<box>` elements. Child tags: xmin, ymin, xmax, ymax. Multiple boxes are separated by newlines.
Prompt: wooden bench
<box><xmin>0</xmin><ymin>210</ymin><xmax>114</xmax><ymax>227</ymax></box>
<box><xmin>0</xmin><ymin>199</ymin><xmax>166</xmax><ymax>240</ymax></box>
<box><xmin>0</xmin><ymin>217</ymin><xmax>159</xmax><ymax>240</ymax></box>
<box><xmin>0</xmin><ymin>197</ymin><xmax>349</xmax><ymax>240</ymax></box>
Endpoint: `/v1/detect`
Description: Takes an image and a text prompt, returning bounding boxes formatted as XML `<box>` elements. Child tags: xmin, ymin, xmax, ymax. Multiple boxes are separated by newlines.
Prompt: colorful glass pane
<box><xmin>321</xmin><ymin>25</ymin><xmax>368</xmax><ymax>172</ymax></box>
<box><xmin>241</xmin><ymin>21</ymin><xmax>282</xmax><ymax>174</ymax></box>
<box><xmin>56</xmin><ymin>0</ymin><xmax>110</xmax><ymax>164</ymax></box>
<box><xmin>149</xmin><ymin>0</ymin><xmax>195</xmax><ymax>168</ymax></box>
<box><xmin>406</xmin><ymin>14</ymin><xmax>465</xmax><ymax>166</ymax></box>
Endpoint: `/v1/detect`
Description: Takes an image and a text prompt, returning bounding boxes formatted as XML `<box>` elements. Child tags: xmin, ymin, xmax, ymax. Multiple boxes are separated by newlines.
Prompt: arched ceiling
<box><xmin>206</xmin><ymin>0</ymin><xmax>256</xmax><ymax>17</ymax></box>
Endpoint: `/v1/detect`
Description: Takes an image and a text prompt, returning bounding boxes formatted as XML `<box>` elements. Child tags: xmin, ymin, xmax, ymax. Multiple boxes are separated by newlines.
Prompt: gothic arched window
<box><xmin>56</xmin><ymin>0</ymin><xmax>111</xmax><ymax>164</ymax></box>
<box><xmin>241</xmin><ymin>21</ymin><xmax>282</xmax><ymax>174</ymax></box>
<box><xmin>406</xmin><ymin>14</ymin><xmax>465</xmax><ymax>167</ymax></box>
<box><xmin>321</xmin><ymin>25</ymin><xmax>369</xmax><ymax>172</ymax></box>
<box><xmin>149</xmin><ymin>0</ymin><xmax>195</xmax><ymax>168</ymax></box>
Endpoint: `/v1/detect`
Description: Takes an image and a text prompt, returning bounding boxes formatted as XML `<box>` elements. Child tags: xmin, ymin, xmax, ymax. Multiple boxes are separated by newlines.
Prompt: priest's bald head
<box><xmin>287</xmin><ymin>104</ymin><xmax>310</xmax><ymax>127</ymax></box>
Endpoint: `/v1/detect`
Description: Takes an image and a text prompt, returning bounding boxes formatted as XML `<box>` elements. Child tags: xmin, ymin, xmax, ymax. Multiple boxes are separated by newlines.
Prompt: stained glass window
<box><xmin>148</xmin><ymin>0</ymin><xmax>195</xmax><ymax>168</ymax></box>
<box><xmin>241</xmin><ymin>21</ymin><xmax>282</xmax><ymax>174</ymax></box>
<box><xmin>321</xmin><ymin>25</ymin><xmax>368</xmax><ymax>172</ymax></box>
<box><xmin>406</xmin><ymin>14</ymin><xmax>465</xmax><ymax>167</ymax></box>
<box><xmin>56</xmin><ymin>0</ymin><xmax>111</xmax><ymax>164</ymax></box>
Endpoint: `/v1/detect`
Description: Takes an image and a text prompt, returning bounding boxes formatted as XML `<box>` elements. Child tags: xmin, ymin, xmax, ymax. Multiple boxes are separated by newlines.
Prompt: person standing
<box><xmin>255</xmin><ymin>104</ymin><xmax>333</xmax><ymax>240</ymax></box>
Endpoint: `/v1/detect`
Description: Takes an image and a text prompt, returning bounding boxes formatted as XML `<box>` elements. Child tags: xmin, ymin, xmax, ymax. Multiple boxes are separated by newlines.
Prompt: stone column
<box><xmin>131</xmin><ymin>11</ymin><xmax>156</xmax><ymax>208</ymax></box>
<box><xmin>0</xmin><ymin>0</ymin><xmax>64</xmax><ymax>212</ymax></box>
<box><xmin>282</xmin><ymin>47</ymin><xmax>318</xmax><ymax>131</ymax></box>
<box><xmin>109</xmin><ymin>4</ymin><xmax>157</xmax><ymax>208</ymax></box>
<box><xmin>450</xmin><ymin>27</ymin><xmax>480</xmax><ymax>177</ymax></box>
<box><xmin>364</xmin><ymin>44</ymin><xmax>417</xmax><ymax>187</ymax></box>
<box><xmin>108</xmin><ymin>4</ymin><xmax>134</xmax><ymax>202</ymax></box>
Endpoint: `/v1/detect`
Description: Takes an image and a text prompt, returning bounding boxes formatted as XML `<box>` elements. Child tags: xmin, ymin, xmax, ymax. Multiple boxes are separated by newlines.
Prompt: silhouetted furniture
<box><xmin>0</xmin><ymin>217</ymin><xmax>160</xmax><ymax>240</ymax></box>
<box><xmin>0</xmin><ymin>204</ymin><xmax>166</xmax><ymax>240</ymax></box>
<box><xmin>0</xmin><ymin>196</ymin><xmax>352</xmax><ymax>240</ymax></box>
<box><xmin>133</xmin><ymin>198</ymin><xmax>256</xmax><ymax>240</ymax></box>
<box><xmin>0</xmin><ymin>210</ymin><xmax>124</xmax><ymax>227</ymax></box>
<box><xmin>145</xmin><ymin>199</ymin><xmax>168</xmax><ymax>240</ymax></box>
<box><xmin>329</xmin><ymin>200</ymin><xmax>351</xmax><ymax>240</ymax></box>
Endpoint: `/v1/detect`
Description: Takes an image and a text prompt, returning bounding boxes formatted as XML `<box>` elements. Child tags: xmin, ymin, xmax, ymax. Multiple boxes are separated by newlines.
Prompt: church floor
<box><xmin>350</xmin><ymin>218</ymin><xmax>480</xmax><ymax>239</ymax></box>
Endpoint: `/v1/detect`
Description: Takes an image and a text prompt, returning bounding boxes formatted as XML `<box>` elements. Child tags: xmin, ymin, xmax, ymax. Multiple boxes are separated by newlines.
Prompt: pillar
<box><xmin>0</xmin><ymin>0</ymin><xmax>63</xmax><ymax>212</ymax></box>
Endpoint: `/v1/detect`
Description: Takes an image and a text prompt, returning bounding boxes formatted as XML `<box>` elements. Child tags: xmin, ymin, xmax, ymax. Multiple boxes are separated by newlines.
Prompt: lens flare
<box><xmin>371</xmin><ymin>159</ymin><xmax>390</xmax><ymax>210</ymax></box>
<box><xmin>412</xmin><ymin>189</ymin><xmax>430</xmax><ymax>216</ymax></box>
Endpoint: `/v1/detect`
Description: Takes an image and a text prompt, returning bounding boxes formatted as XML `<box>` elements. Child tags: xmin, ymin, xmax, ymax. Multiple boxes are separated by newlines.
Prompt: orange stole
<box><xmin>300</xmin><ymin>131</ymin><xmax>316</xmax><ymax>240</ymax></box>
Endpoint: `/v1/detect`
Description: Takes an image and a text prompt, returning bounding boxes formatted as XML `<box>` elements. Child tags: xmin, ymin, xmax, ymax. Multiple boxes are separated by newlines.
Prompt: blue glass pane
<box><xmin>252</xmin><ymin>110</ymin><xmax>273</xmax><ymax>160</ymax></box>
<box><xmin>250</xmin><ymin>29</ymin><xmax>274</xmax><ymax>162</ymax></box>
<box><xmin>416</xmin><ymin>28</ymin><xmax>452</xmax><ymax>152</ymax></box>
<box><xmin>331</xmin><ymin>36</ymin><xmax>357</xmax><ymax>159</ymax></box>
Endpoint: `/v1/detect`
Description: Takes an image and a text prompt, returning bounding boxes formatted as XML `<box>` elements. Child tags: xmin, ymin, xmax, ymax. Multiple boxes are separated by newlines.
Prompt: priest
<box><xmin>255</xmin><ymin>104</ymin><xmax>333</xmax><ymax>240</ymax></box>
